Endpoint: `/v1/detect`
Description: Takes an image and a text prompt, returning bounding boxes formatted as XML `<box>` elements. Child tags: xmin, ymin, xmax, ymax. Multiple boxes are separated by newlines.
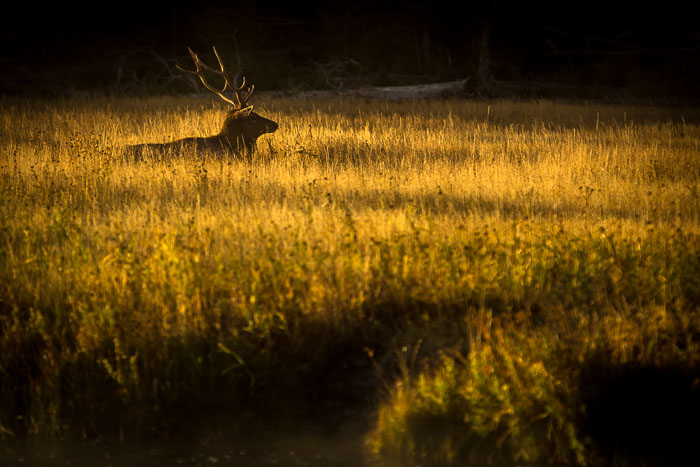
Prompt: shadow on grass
<box><xmin>581</xmin><ymin>361</ymin><xmax>700</xmax><ymax>466</ymax></box>
<box><xmin>4</xmin><ymin>288</ymin><xmax>700</xmax><ymax>466</ymax></box>
<box><xmin>36</xmin><ymin>164</ymin><xmax>664</xmax><ymax>225</ymax></box>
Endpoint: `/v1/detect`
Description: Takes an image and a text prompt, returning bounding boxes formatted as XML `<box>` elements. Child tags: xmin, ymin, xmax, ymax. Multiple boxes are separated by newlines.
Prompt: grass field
<box><xmin>1</xmin><ymin>95</ymin><xmax>699</xmax><ymax>465</ymax></box>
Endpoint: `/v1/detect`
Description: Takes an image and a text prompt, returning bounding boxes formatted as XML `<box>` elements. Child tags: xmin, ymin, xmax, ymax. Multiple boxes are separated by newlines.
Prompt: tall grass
<box><xmin>1</xmin><ymin>95</ymin><xmax>698</xmax><ymax>464</ymax></box>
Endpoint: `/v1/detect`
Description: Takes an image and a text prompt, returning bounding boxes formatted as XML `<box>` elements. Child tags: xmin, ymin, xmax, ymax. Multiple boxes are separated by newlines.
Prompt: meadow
<box><xmin>1</xmin><ymin>95</ymin><xmax>699</xmax><ymax>465</ymax></box>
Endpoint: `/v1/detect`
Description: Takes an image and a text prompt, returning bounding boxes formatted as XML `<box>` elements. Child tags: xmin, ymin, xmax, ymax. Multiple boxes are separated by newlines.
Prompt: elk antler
<box><xmin>176</xmin><ymin>46</ymin><xmax>254</xmax><ymax>109</ymax></box>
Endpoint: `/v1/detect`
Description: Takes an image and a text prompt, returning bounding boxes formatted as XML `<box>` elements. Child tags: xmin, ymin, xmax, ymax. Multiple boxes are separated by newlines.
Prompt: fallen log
<box><xmin>355</xmin><ymin>79</ymin><xmax>468</xmax><ymax>100</ymax></box>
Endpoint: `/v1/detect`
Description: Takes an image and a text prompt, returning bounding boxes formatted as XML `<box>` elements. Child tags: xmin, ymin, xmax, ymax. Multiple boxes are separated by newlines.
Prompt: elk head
<box><xmin>177</xmin><ymin>47</ymin><xmax>278</xmax><ymax>153</ymax></box>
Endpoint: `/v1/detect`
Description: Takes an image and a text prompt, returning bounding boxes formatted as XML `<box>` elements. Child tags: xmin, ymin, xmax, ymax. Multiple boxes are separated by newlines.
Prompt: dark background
<box><xmin>2</xmin><ymin>0</ymin><xmax>699</xmax><ymax>99</ymax></box>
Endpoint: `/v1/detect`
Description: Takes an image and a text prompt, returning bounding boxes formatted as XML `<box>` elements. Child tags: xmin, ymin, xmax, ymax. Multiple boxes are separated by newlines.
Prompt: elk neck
<box><xmin>218</xmin><ymin>111</ymin><xmax>253</xmax><ymax>150</ymax></box>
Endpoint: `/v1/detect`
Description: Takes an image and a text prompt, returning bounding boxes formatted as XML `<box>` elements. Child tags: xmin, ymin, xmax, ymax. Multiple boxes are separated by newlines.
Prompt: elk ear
<box><xmin>238</xmin><ymin>106</ymin><xmax>254</xmax><ymax>117</ymax></box>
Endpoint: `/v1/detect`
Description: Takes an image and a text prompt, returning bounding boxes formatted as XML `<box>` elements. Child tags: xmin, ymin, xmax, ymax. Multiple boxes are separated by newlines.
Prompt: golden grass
<box><xmin>3</xmin><ymin>97</ymin><xmax>697</xmax><ymax>231</ymax></box>
<box><xmin>1</xmin><ymin>95</ymin><xmax>698</xmax><ymax>463</ymax></box>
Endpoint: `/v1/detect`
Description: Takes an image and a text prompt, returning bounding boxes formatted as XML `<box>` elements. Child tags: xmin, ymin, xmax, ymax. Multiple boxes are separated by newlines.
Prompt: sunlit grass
<box><xmin>1</xmin><ymin>95</ymin><xmax>698</xmax><ymax>463</ymax></box>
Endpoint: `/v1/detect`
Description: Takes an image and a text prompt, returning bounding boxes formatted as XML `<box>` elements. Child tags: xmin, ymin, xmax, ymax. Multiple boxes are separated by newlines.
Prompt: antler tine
<box><xmin>231</xmin><ymin>72</ymin><xmax>255</xmax><ymax>108</ymax></box>
<box><xmin>176</xmin><ymin>46</ymin><xmax>255</xmax><ymax>109</ymax></box>
<box><xmin>211</xmin><ymin>47</ymin><xmax>255</xmax><ymax>107</ymax></box>
<box><xmin>176</xmin><ymin>47</ymin><xmax>238</xmax><ymax>107</ymax></box>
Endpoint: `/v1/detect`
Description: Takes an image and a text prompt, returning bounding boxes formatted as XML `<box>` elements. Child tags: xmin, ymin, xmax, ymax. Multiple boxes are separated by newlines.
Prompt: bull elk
<box><xmin>127</xmin><ymin>47</ymin><xmax>278</xmax><ymax>159</ymax></box>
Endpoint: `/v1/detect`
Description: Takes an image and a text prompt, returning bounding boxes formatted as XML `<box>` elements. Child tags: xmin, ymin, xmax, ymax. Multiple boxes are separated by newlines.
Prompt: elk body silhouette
<box><xmin>127</xmin><ymin>47</ymin><xmax>278</xmax><ymax>159</ymax></box>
